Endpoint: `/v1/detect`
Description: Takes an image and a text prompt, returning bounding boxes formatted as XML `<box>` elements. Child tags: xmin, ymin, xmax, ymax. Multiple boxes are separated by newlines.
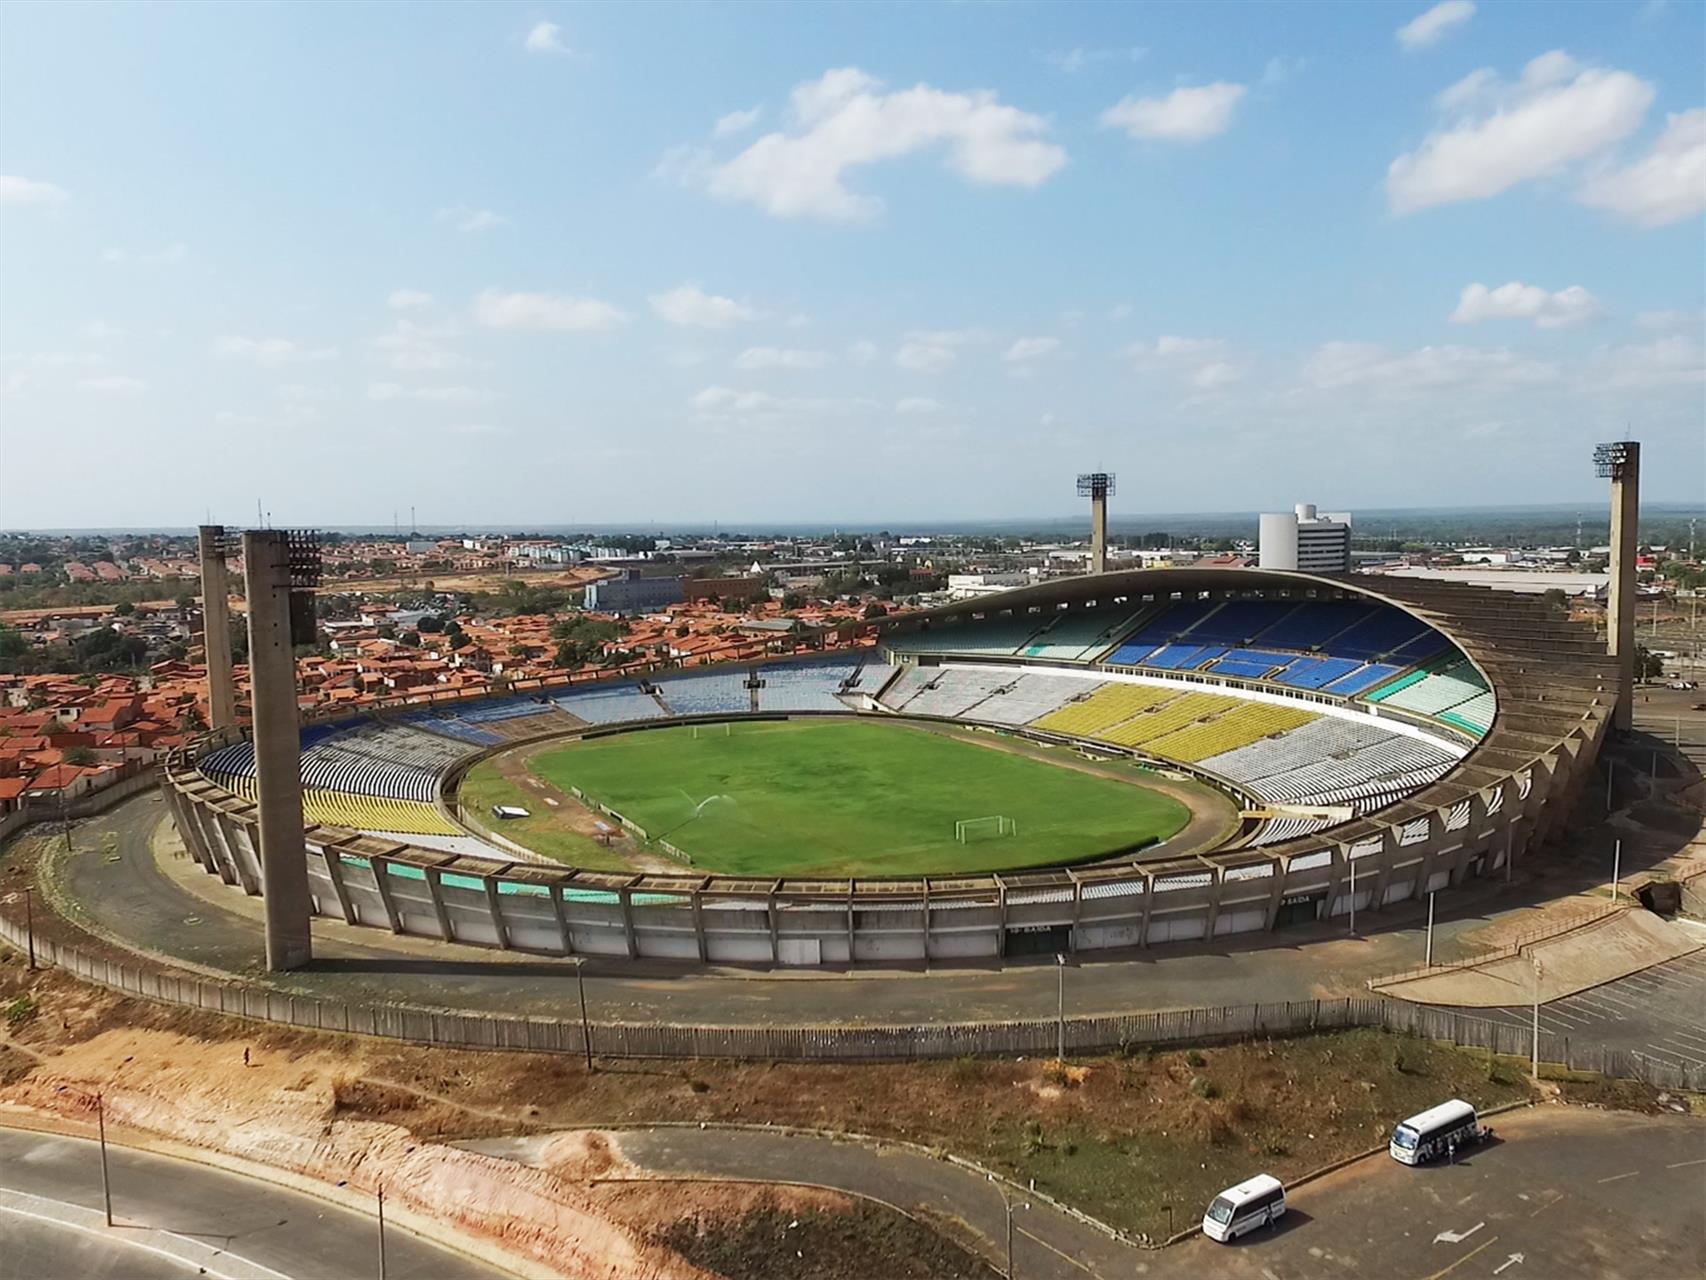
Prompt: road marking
<box><xmin>1666</xmin><ymin>1159</ymin><xmax>1706</xmax><ymax>1170</ymax></box>
<box><xmin>1433</xmin><ymin>1222</ymin><xmax>1485</xmax><ymax>1245</ymax></box>
<box><xmin>1493</xmin><ymin>1253</ymin><xmax>1525</xmax><ymax>1275</ymax></box>
<box><xmin>1596</xmin><ymin>1171</ymin><xmax>1639</xmax><ymax>1184</ymax></box>
<box><xmin>1013</xmin><ymin>1224</ymin><xmax>1093</xmax><ymax>1275</ymax></box>
<box><xmin>1422</xmin><ymin>1234</ymin><xmax>1501</xmax><ymax>1280</ymax></box>
<box><xmin>0</xmin><ymin>1191</ymin><xmax>290</xmax><ymax>1280</ymax></box>
<box><xmin>1529</xmin><ymin>1192</ymin><xmax>1562</xmax><ymax>1217</ymax></box>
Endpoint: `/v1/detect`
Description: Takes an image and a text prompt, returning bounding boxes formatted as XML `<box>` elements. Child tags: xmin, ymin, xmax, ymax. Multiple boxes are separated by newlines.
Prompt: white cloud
<box><xmin>1635</xmin><ymin>308</ymin><xmax>1693</xmax><ymax>331</ymax></box>
<box><xmin>80</xmin><ymin>321</ymin><xmax>124</xmax><ymax>340</ymax></box>
<box><xmin>895</xmin><ymin>397</ymin><xmax>943</xmax><ymax>414</ymax></box>
<box><xmin>1042</xmin><ymin>46</ymin><xmax>1146</xmax><ymax>75</ymax></box>
<box><xmin>101</xmin><ymin>242</ymin><xmax>188</xmax><ymax>265</ymax></box>
<box><xmin>214</xmin><ymin>336</ymin><xmax>337</xmax><ymax>366</ymax></box>
<box><xmin>388</xmin><ymin>289</ymin><xmax>433</xmax><ymax>311</ymax></box>
<box><xmin>689</xmin><ymin>385</ymin><xmax>878</xmax><ymax>419</ymax></box>
<box><xmin>451</xmin><ymin>422</ymin><xmax>507</xmax><ymax>437</ymax></box>
<box><xmin>1450</xmin><ymin>281</ymin><xmax>1600</xmax><ymax>329</ymax></box>
<box><xmin>436</xmin><ymin>206</ymin><xmax>508</xmax><ymax>233</ymax></box>
<box><xmin>846</xmin><ymin>339</ymin><xmax>881</xmax><ymax>365</ymax></box>
<box><xmin>1126</xmin><ymin>336</ymin><xmax>1245</xmax><ymax>390</ymax></box>
<box><xmin>1005</xmin><ymin>336</ymin><xmax>1061</xmax><ymax>363</ymax></box>
<box><xmin>524</xmin><ymin>21</ymin><xmax>568</xmax><ymax>54</ymax></box>
<box><xmin>0</xmin><ymin>175</ymin><xmax>68</xmax><ymax>206</ymax></box>
<box><xmin>474</xmin><ymin>288</ymin><xmax>627</xmax><ymax>332</ymax></box>
<box><xmin>1582</xmin><ymin>335</ymin><xmax>1705</xmax><ymax>389</ymax></box>
<box><xmin>1301</xmin><ymin>341</ymin><xmax>1556</xmax><ymax>393</ymax></box>
<box><xmin>649</xmin><ymin>284</ymin><xmax>758</xmax><ymax>329</ymax></box>
<box><xmin>367</xmin><ymin>382</ymin><xmax>487</xmax><ymax>402</ymax></box>
<box><xmin>78</xmin><ymin>375</ymin><xmax>146</xmax><ymax>395</ymax></box>
<box><xmin>374</xmin><ymin>318</ymin><xmax>466</xmax><ymax>371</ymax></box>
<box><xmin>1387</xmin><ymin>52</ymin><xmax>1654</xmax><ymax>214</ymax></box>
<box><xmin>1101</xmin><ymin>83</ymin><xmax>1246</xmax><ymax>142</ymax></box>
<box><xmin>1108</xmin><ymin>303</ymin><xmax>1134</xmax><ymax>321</ymax></box>
<box><xmin>895</xmin><ymin>328</ymin><xmax>985</xmax><ymax>373</ymax></box>
<box><xmin>714</xmin><ymin>106</ymin><xmax>763</xmax><ymax>138</ymax></box>
<box><xmin>685</xmin><ymin>67</ymin><xmax>1066</xmax><ymax>221</ymax></box>
<box><xmin>1397</xmin><ymin>1</ymin><xmax>1475</xmax><ymax>50</ymax></box>
<box><xmin>733</xmin><ymin>346</ymin><xmax>830</xmax><ymax>371</ymax></box>
<box><xmin>1576</xmin><ymin>108</ymin><xmax>1706</xmax><ymax>228</ymax></box>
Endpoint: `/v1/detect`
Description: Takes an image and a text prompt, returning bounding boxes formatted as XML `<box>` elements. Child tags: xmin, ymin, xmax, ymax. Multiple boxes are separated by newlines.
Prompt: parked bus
<box><xmin>1202</xmin><ymin>1173</ymin><xmax>1286</xmax><ymax>1242</ymax></box>
<box><xmin>1390</xmin><ymin>1099</ymin><xmax>1484</xmax><ymax>1165</ymax></box>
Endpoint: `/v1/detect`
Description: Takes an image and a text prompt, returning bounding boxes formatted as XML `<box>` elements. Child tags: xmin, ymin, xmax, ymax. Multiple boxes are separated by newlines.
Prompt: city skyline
<box><xmin>2</xmin><ymin>0</ymin><xmax>1703</xmax><ymax>528</ymax></box>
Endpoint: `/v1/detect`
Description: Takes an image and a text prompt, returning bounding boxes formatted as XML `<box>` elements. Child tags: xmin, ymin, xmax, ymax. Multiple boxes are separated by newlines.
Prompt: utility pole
<box><xmin>1531</xmin><ymin>956</ymin><xmax>1544</xmax><ymax>1082</ymax></box>
<box><xmin>23</xmin><ymin>886</ymin><xmax>35</xmax><ymax>970</ymax></box>
<box><xmin>575</xmin><ymin>958</ymin><xmax>594</xmax><ymax>1073</ymax></box>
<box><xmin>1612</xmin><ymin>839</ymin><xmax>1622</xmax><ymax>903</ymax></box>
<box><xmin>97</xmin><ymin>1092</ymin><xmax>113</xmax><ymax>1227</ymax></box>
<box><xmin>1054</xmin><ymin>954</ymin><xmax>1066</xmax><ymax>1062</ymax></box>
<box><xmin>1425</xmin><ymin>891</ymin><xmax>1436</xmax><ymax>967</ymax></box>
<box><xmin>377</xmin><ymin>1184</ymin><xmax>387</xmax><ymax>1280</ymax></box>
<box><xmin>1348</xmin><ymin>855</ymin><xmax>1357</xmax><ymax>937</ymax></box>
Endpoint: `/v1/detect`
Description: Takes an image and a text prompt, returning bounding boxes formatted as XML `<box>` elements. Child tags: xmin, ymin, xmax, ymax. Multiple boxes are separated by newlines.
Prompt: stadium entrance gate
<box><xmin>1003</xmin><ymin>922</ymin><xmax>1071</xmax><ymax>957</ymax></box>
<box><xmin>1274</xmin><ymin>890</ymin><xmax>1326</xmax><ymax>929</ymax></box>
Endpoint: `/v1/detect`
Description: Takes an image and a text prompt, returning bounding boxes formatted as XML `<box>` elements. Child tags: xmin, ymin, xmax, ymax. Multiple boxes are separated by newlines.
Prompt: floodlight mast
<box><xmin>1076</xmin><ymin>472</ymin><xmax>1116</xmax><ymax>575</ymax></box>
<box><xmin>1594</xmin><ymin>441</ymin><xmax>1640</xmax><ymax>733</ymax></box>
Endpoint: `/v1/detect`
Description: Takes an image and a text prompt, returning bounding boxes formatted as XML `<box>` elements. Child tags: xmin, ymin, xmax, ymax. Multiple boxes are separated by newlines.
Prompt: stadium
<box><xmin>162</xmin><ymin>566</ymin><xmax>1613</xmax><ymax>966</ymax></box>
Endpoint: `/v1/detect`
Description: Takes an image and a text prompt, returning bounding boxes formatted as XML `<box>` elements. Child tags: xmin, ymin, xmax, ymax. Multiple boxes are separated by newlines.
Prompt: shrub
<box><xmin>1184</xmin><ymin>1048</ymin><xmax>1206</xmax><ymax>1068</ymax></box>
<box><xmin>1189</xmin><ymin>1075</ymin><xmax>1219</xmax><ymax>1099</ymax></box>
<box><xmin>3</xmin><ymin>994</ymin><xmax>36</xmax><ymax>1025</ymax></box>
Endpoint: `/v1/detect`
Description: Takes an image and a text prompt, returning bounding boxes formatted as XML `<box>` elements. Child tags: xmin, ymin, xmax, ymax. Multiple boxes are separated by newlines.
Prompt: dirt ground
<box><xmin>0</xmin><ymin>943</ymin><xmax>1550</xmax><ymax>1242</ymax></box>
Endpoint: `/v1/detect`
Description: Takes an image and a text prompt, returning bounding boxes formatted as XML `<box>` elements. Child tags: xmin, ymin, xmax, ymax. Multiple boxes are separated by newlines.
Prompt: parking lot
<box><xmin>1167</xmin><ymin>1106</ymin><xmax>1706</xmax><ymax>1280</ymax></box>
<box><xmin>1462</xmin><ymin>945</ymin><xmax>1706</xmax><ymax>1072</ymax></box>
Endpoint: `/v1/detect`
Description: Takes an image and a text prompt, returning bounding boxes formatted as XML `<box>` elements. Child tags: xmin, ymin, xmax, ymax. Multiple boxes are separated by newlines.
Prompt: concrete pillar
<box><xmin>1091</xmin><ymin>493</ymin><xmax>1108</xmax><ymax>575</ymax></box>
<box><xmin>241</xmin><ymin>530</ymin><xmax>314</xmax><ymax>971</ymax></box>
<box><xmin>197</xmin><ymin>526</ymin><xmax>238</xmax><ymax>731</ymax></box>
<box><xmin>1604</xmin><ymin>442</ymin><xmax>1640</xmax><ymax>733</ymax></box>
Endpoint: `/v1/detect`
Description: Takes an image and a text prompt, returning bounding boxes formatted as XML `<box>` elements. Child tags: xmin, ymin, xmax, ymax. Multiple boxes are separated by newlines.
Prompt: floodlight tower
<box><xmin>196</xmin><ymin>525</ymin><xmax>238</xmax><ymax>730</ymax></box>
<box><xmin>241</xmin><ymin>529</ymin><xmax>320</xmax><ymax>971</ymax></box>
<box><xmin>1594</xmin><ymin>441</ymin><xmax>1640</xmax><ymax>733</ymax></box>
<box><xmin>1076</xmin><ymin>472</ymin><xmax>1116</xmax><ymax>575</ymax></box>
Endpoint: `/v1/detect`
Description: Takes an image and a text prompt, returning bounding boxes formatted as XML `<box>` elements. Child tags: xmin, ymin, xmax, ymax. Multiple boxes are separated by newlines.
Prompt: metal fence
<box><xmin>1</xmin><ymin>905</ymin><xmax>1699</xmax><ymax>1089</ymax></box>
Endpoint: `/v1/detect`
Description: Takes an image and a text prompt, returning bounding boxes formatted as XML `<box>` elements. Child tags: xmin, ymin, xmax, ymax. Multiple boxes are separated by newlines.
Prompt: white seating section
<box><xmin>552</xmin><ymin>684</ymin><xmax>665</xmax><ymax>724</ymax></box>
<box><xmin>201</xmin><ymin>721</ymin><xmax>479</xmax><ymax>803</ymax></box>
<box><xmin>889</xmin><ymin>666</ymin><xmax>1020</xmax><ymax>718</ymax></box>
<box><xmin>654</xmin><ymin>670</ymin><xmax>752</xmax><ymax>717</ymax></box>
<box><xmin>758</xmin><ymin>658</ymin><xmax>862</xmax><ymax>712</ymax></box>
<box><xmin>1019</xmin><ymin>609</ymin><xmax>1142</xmax><ymax>662</ymax></box>
<box><xmin>968</xmin><ymin>673</ymin><xmax>1102</xmax><ymax>725</ymax></box>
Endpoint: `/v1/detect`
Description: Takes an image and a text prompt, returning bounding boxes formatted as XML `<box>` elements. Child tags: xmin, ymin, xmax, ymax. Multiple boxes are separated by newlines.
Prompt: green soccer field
<box><xmin>522</xmin><ymin>719</ymin><xmax>1193</xmax><ymax>877</ymax></box>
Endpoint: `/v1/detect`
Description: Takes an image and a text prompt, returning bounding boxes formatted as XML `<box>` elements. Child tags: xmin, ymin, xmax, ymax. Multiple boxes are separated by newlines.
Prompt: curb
<box><xmin>0</xmin><ymin>1108</ymin><xmax>551</xmax><ymax>1280</ymax></box>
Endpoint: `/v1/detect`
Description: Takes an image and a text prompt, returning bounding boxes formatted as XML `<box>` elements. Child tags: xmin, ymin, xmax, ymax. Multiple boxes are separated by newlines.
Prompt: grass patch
<box><xmin>457</xmin><ymin>760</ymin><xmax>634</xmax><ymax>870</ymax></box>
<box><xmin>524</xmin><ymin>719</ymin><xmax>1190</xmax><ymax>877</ymax></box>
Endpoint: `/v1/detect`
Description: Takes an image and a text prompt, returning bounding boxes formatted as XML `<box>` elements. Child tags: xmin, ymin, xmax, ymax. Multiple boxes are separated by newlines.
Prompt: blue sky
<box><xmin>1</xmin><ymin>0</ymin><xmax>1702</xmax><ymax>529</ymax></box>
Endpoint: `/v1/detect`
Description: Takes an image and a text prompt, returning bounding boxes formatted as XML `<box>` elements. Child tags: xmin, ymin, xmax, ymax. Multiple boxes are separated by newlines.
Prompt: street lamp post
<box><xmin>1348</xmin><ymin>855</ymin><xmax>1357</xmax><ymax>938</ymax></box>
<box><xmin>1054</xmin><ymin>953</ymin><xmax>1066</xmax><ymax>1063</ymax></box>
<box><xmin>1425</xmin><ymin>891</ymin><xmax>1436</xmax><ymax>968</ymax></box>
<box><xmin>377</xmin><ymin>1184</ymin><xmax>387</xmax><ymax>1280</ymax></box>
<box><xmin>1531</xmin><ymin>956</ymin><xmax>1544</xmax><ymax>1082</ymax></box>
<box><xmin>575</xmin><ymin>957</ymin><xmax>594</xmax><ymax>1073</ymax></box>
<box><xmin>96</xmin><ymin>1092</ymin><xmax>112</xmax><ymax>1227</ymax></box>
<box><xmin>23</xmin><ymin>885</ymin><xmax>35</xmax><ymax>971</ymax></box>
<box><xmin>1612</xmin><ymin>839</ymin><xmax>1622</xmax><ymax>903</ymax></box>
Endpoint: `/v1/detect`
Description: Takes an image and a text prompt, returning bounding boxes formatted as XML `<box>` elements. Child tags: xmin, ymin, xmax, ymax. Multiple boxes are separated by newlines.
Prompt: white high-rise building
<box><xmin>1259</xmin><ymin>503</ymin><xmax>1353</xmax><ymax>573</ymax></box>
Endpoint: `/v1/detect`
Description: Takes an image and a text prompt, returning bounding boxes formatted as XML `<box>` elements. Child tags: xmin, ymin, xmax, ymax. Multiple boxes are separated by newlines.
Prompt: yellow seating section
<box><xmin>1034</xmin><ymin>683</ymin><xmax>1180</xmax><ymax>736</ymax></box>
<box><xmin>1142</xmin><ymin>702</ymin><xmax>1319</xmax><ymax>762</ymax></box>
<box><xmin>1099</xmin><ymin>691</ymin><xmax>1241</xmax><ymax>747</ymax></box>
<box><xmin>202</xmin><ymin>772</ymin><xmax>459</xmax><ymax>837</ymax></box>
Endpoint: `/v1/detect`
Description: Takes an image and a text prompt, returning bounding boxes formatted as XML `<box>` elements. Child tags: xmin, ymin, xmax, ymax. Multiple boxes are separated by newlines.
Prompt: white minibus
<box><xmin>1202</xmin><ymin>1173</ymin><xmax>1286</xmax><ymax>1242</ymax></box>
<box><xmin>1390</xmin><ymin>1098</ymin><xmax>1482</xmax><ymax>1165</ymax></box>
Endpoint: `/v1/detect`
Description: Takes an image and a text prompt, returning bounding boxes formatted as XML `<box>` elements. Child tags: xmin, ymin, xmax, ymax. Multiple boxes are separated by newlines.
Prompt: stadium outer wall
<box><xmin>158</xmin><ymin>570</ymin><xmax>1613</xmax><ymax>967</ymax></box>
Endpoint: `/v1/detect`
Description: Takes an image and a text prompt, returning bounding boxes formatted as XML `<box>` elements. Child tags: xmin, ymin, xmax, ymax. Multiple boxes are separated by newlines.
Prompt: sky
<box><xmin>1</xmin><ymin>0</ymin><xmax>1703</xmax><ymax>530</ymax></box>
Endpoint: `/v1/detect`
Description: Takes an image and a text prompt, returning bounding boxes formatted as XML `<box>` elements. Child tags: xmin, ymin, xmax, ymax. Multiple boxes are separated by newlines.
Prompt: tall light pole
<box><xmin>1425</xmin><ymin>891</ymin><xmax>1436</xmax><ymax>968</ymax></box>
<box><xmin>1530</xmin><ymin>955</ymin><xmax>1544</xmax><ymax>1082</ymax></box>
<box><xmin>1075</xmin><ymin>473</ymin><xmax>1115</xmax><ymax>575</ymax></box>
<box><xmin>96</xmin><ymin>1092</ymin><xmax>113</xmax><ymax>1227</ymax></box>
<box><xmin>1594</xmin><ymin>441</ymin><xmax>1640</xmax><ymax>734</ymax></box>
<box><xmin>1348</xmin><ymin>854</ymin><xmax>1357</xmax><ymax>938</ymax></box>
<box><xmin>575</xmin><ymin>957</ymin><xmax>594</xmax><ymax>1073</ymax></box>
<box><xmin>1054</xmin><ymin>953</ymin><xmax>1066</xmax><ymax>1062</ymax></box>
<box><xmin>1611</xmin><ymin>839</ymin><xmax>1622</xmax><ymax>903</ymax></box>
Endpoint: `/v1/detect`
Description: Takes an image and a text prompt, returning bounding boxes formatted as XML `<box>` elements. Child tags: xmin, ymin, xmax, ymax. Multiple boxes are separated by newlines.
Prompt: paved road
<box><xmin>465</xmin><ymin>1126</ymin><xmax>1138</xmax><ymax>1280</ymax></box>
<box><xmin>463</xmin><ymin>1108</ymin><xmax>1706</xmax><ymax>1280</ymax></box>
<box><xmin>1166</xmin><ymin>1107</ymin><xmax>1706</xmax><ymax>1280</ymax></box>
<box><xmin>21</xmin><ymin>792</ymin><xmax>1643</xmax><ymax>1029</ymax></box>
<box><xmin>0</xmin><ymin>1127</ymin><xmax>513</xmax><ymax>1280</ymax></box>
<box><xmin>1454</xmin><ymin>946</ymin><xmax>1706</xmax><ymax>1071</ymax></box>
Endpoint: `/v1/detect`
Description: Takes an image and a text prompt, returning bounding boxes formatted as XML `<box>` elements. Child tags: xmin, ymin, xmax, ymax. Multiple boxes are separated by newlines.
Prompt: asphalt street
<box><xmin>0</xmin><ymin>1126</ymin><xmax>514</xmax><ymax>1280</ymax></box>
<box><xmin>28</xmin><ymin>792</ymin><xmax>1604</xmax><ymax>1029</ymax></box>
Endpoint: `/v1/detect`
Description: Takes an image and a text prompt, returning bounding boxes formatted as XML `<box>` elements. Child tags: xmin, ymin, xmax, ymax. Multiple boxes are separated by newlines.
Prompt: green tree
<box><xmin>64</xmin><ymin>746</ymin><xmax>98</xmax><ymax>766</ymax></box>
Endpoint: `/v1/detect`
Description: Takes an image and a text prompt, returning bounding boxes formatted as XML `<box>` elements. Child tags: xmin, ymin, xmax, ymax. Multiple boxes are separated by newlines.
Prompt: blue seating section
<box><xmin>1326</xmin><ymin>610</ymin><xmax>1433</xmax><ymax>660</ymax></box>
<box><xmin>1213</xmin><ymin>657</ymin><xmax>1286</xmax><ymax>680</ymax></box>
<box><xmin>1251</xmin><ymin>602</ymin><xmax>1374</xmax><ymax>652</ymax></box>
<box><xmin>1105</xmin><ymin>642</ymin><xmax>1157</xmax><ymax>666</ymax></box>
<box><xmin>1186</xmin><ymin>602</ymin><xmax>1295</xmax><ymax>645</ymax></box>
<box><xmin>1271</xmin><ymin>656</ymin><xmax>1362</xmax><ymax>691</ymax></box>
<box><xmin>400</xmin><ymin>713</ymin><xmax>504</xmax><ymax>746</ymax></box>
<box><xmin>454</xmin><ymin>697</ymin><xmax>560</xmax><ymax>724</ymax></box>
<box><xmin>1118</xmin><ymin>599</ymin><xmax>1217</xmax><ymax>647</ymax></box>
<box><xmin>1142</xmin><ymin>644</ymin><xmax>1227</xmax><ymax>670</ymax></box>
<box><xmin>759</xmin><ymin>658</ymin><xmax>862</xmax><ymax>712</ymax></box>
<box><xmin>654</xmin><ymin>670</ymin><xmax>753</xmax><ymax>717</ymax></box>
<box><xmin>1323</xmin><ymin>664</ymin><xmax>1401</xmax><ymax>696</ymax></box>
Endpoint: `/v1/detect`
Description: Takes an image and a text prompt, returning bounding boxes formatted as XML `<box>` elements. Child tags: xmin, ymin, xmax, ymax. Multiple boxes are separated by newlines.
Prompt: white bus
<box><xmin>1202</xmin><ymin>1173</ymin><xmax>1286</xmax><ymax>1242</ymax></box>
<box><xmin>1390</xmin><ymin>1098</ymin><xmax>1482</xmax><ymax>1165</ymax></box>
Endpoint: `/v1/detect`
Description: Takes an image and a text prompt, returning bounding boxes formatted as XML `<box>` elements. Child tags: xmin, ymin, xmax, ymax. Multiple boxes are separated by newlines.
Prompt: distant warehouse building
<box><xmin>584</xmin><ymin>569</ymin><xmax>685</xmax><ymax>614</ymax></box>
<box><xmin>1259</xmin><ymin>503</ymin><xmax>1352</xmax><ymax>573</ymax></box>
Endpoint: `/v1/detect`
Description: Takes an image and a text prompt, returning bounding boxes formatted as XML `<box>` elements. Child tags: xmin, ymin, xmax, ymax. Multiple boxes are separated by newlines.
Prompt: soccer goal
<box><xmin>690</xmin><ymin>723</ymin><xmax>732</xmax><ymax>740</ymax></box>
<box><xmin>955</xmin><ymin>815</ymin><xmax>1017</xmax><ymax>843</ymax></box>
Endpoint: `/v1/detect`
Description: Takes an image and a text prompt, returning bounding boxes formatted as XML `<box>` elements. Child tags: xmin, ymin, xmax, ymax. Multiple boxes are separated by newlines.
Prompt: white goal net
<box><xmin>955</xmin><ymin>815</ymin><xmax>1017</xmax><ymax>843</ymax></box>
